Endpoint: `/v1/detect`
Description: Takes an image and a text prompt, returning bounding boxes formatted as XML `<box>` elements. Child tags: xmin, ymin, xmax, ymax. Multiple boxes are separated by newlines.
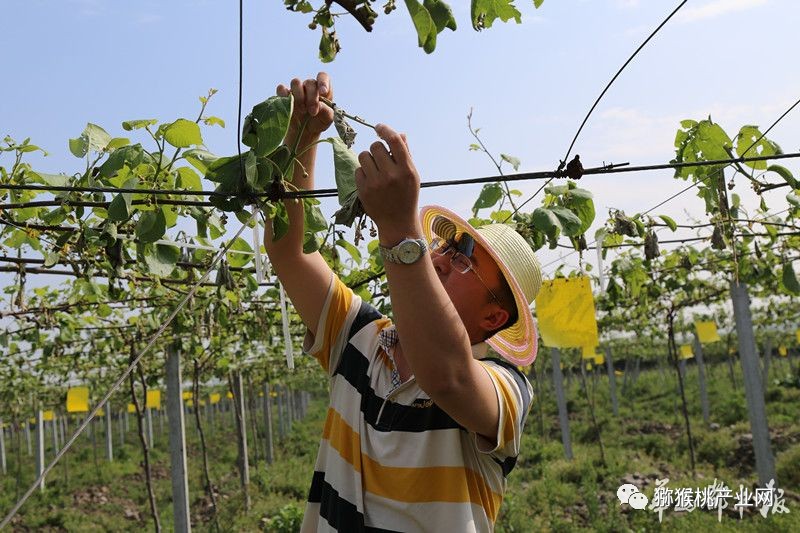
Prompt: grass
<box><xmin>1</xmin><ymin>356</ymin><xmax>799</xmax><ymax>531</ymax></box>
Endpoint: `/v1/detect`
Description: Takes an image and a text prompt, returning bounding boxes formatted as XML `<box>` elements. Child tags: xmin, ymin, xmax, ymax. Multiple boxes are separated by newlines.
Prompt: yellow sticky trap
<box><xmin>680</xmin><ymin>344</ymin><xmax>694</xmax><ymax>359</ymax></box>
<box><xmin>585</xmin><ymin>362</ymin><xmax>592</xmax><ymax>371</ymax></box>
<box><xmin>199</xmin><ymin>400</ymin><xmax>206</xmax><ymax>406</ymax></box>
<box><xmin>210</xmin><ymin>393</ymin><xmax>221</xmax><ymax>404</ymax></box>
<box><xmin>182</xmin><ymin>391</ymin><xmax>193</xmax><ymax>400</ymax></box>
<box><xmin>97</xmin><ymin>408</ymin><xmax>104</xmax><ymax>416</ymax></box>
<box><xmin>270</xmin><ymin>391</ymin><xmax>278</xmax><ymax>398</ymax></box>
<box><xmin>146</xmin><ymin>390</ymin><xmax>161</xmax><ymax>410</ymax></box>
<box><xmin>779</xmin><ymin>345</ymin><xmax>788</xmax><ymax>357</ymax></box>
<box><xmin>226</xmin><ymin>391</ymin><xmax>234</xmax><ymax>399</ymax></box>
<box><xmin>594</xmin><ymin>354</ymin><xmax>605</xmax><ymax>365</ymax></box>
<box><xmin>259</xmin><ymin>392</ymin><xmax>264</xmax><ymax>397</ymax></box>
<box><xmin>796</xmin><ymin>329</ymin><xmax>800</xmax><ymax>344</ymax></box>
<box><xmin>43</xmin><ymin>410</ymin><xmax>55</xmax><ymax>421</ymax></box>
<box><xmin>582</xmin><ymin>345</ymin><xmax>597</xmax><ymax>360</ymax></box>
<box><xmin>66</xmin><ymin>386</ymin><xmax>90</xmax><ymax>413</ymax></box>
<box><xmin>535</xmin><ymin>277</ymin><xmax>599</xmax><ymax>348</ymax></box>
<box><xmin>186</xmin><ymin>399</ymin><xmax>194</xmax><ymax>407</ymax></box>
<box><xmin>695</xmin><ymin>321</ymin><xmax>721</xmax><ymax>344</ymax></box>
<box><xmin>127</xmin><ymin>403</ymin><xmax>136</xmax><ymax>413</ymax></box>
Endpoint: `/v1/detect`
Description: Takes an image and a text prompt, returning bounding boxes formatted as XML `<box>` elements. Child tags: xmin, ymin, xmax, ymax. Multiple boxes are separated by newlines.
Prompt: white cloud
<box><xmin>677</xmin><ymin>0</ymin><xmax>768</xmax><ymax>23</ymax></box>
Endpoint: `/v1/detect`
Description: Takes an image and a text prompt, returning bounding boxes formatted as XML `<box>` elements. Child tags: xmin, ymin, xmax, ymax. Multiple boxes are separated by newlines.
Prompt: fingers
<box><xmin>316</xmin><ymin>72</ymin><xmax>331</xmax><ymax>98</ymax></box>
<box><xmin>375</xmin><ymin>124</ymin><xmax>411</xmax><ymax>166</ymax></box>
<box><xmin>357</xmin><ymin>150</ymin><xmax>379</xmax><ymax>179</ymax></box>
<box><xmin>290</xmin><ymin>78</ymin><xmax>305</xmax><ymax>113</ymax></box>
<box><xmin>368</xmin><ymin>141</ymin><xmax>393</xmax><ymax>170</ymax></box>
<box><xmin>276</xmin><ymin>84</ymin><xmax>290</xmax><ymax>97</ymax></box>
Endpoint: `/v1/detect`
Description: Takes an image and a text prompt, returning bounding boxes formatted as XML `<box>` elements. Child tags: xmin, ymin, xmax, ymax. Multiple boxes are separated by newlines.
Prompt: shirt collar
<box><xmin>379</xmin><ymin>325</ymin><xmax>489</xmax><ymax>360</ymax></box>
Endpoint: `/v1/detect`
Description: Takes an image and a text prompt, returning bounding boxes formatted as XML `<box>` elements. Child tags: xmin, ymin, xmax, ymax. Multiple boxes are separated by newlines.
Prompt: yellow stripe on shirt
<box><xmin>310</xmin><ymin>277</ymin><xmax>355</xmax><ymax>373</ymax></box>
<box><xmin>481</xmin><ymin>363</ymin><xmax>519</xmax><ymax>450</ymax></box>
<box><xmin>321</xmin><ymin>407</ymin><xmax>503</xmax><ymax>521</ymax></box>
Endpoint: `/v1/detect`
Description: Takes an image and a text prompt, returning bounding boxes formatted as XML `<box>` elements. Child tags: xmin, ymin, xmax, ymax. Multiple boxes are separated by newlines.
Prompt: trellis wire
<box><xmin>1</xmin><ymin>152</ymin><xmax>798</xmax><ymax>207</ymax></box>
<box><xmin>508</xmin><ymin>0</ymin><xmax>690</xmax><ymax>221</ymax></box>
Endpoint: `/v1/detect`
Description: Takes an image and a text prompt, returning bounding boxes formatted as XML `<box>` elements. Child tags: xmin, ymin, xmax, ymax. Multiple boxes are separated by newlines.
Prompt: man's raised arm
<box><xmin>263</xmin><ymin>73</ymin><xmax>335</xmax><ymax>335</ymax></box>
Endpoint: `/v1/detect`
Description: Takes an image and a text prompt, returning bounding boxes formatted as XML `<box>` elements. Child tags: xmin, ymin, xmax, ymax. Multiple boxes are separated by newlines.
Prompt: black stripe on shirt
<box><xmin>308</xmin><ymin>471</ymin><xmax>401</xmax><ymax>533</ymax></box>
<box><xmin>335</xmin><ymin>343</ymin><xmax>463</xmax><ymax>433</ymax></box>
<box><xmin>493</xmin><ymin>455</ymin><xmax>518</xmax><ymax>478</ymax></box>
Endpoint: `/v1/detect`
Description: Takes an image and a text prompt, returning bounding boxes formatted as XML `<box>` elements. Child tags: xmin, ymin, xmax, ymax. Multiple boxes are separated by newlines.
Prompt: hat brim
<box><xmin>420</xmin><ymin>206</ymin><xmax>538</xmax><ymax>366</ymax></box>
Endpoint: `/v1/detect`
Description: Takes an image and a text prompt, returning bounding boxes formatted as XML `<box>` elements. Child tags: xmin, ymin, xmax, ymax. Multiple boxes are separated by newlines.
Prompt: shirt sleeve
<box><xmin>474</xmin><ymin>360</ymin><xmax>534</xmax><ymax>458</ymax></box>
<box><xmin>302</xmin><ymin>273</ymin><xmax>361</xmax><ymax>376</ymax></box>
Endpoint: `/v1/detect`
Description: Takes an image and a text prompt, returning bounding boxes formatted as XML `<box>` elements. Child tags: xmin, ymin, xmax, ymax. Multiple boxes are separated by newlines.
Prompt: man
<box><xmin>264</xmin><ymin>72</ymin><xmax>543</xmax><ymax>532</ymax></box>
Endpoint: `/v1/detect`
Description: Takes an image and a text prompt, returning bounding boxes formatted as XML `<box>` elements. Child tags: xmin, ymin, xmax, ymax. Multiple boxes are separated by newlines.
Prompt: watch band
<box><xmin>379</xmin><ymin>238</ymin><xmax>428</xmax><ymax>265</ymax></box>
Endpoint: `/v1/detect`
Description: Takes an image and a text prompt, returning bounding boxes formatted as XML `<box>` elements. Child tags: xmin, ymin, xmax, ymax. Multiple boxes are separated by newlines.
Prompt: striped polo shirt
<box><xmin>301</xmin><ymin>275</ymin><xmax>533</xmax><ymax>532</ymax></box>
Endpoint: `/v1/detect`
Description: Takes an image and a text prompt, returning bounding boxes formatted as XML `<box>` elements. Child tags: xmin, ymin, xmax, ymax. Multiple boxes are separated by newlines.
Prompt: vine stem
<box><xmin>466</xmin><ymin>109</ymin><xmax>519</xmax><ymax>213</ymax></box>
<box><xmin>320</xmin><ymin>97</ymin><xmax>376</xmax><ymax>130</ymax></box>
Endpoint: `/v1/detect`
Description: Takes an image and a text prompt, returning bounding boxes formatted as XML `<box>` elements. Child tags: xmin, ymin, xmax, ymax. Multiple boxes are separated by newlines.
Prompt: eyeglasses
<box><xmin>429</xmin><ymin>237</ymin><xmax>501</xmax><ymax>304</ymax></box>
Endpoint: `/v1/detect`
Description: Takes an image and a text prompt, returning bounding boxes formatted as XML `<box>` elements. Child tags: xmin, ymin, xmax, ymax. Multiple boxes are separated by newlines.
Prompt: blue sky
<box><xmin>2</xmin><ymin>0</ymin><xmax>798</xmax><ymax>290</ymax></box>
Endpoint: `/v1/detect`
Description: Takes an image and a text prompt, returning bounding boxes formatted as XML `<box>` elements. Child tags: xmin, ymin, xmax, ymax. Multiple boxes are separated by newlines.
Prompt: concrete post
<box><xmin>35</xmin><ymin>410</ymin><xmax>45</xmax><ymax>491</ymax></box>
<box><xmin>166</xmin><ymin>346</ymin><xmax>192</xmax><ymax>533</ymax></box>
<box><xmin>263</xmin><ymin>383</ymin><xmax>274</xmax><ymax>464</ymax></box>
<box><xmin>550</xmin><ymin>348</ymin><xmax>573</xmax><ymax>460</ymax></box>
<box><xmin>731</xmin><ymin>282</ymin><xmax>776</xmax><ymax>485</ymax></box>
<box><xmin>603</xmin><ymin>347</ymin><xmax>619</xmax><ymax>416</ymax></box>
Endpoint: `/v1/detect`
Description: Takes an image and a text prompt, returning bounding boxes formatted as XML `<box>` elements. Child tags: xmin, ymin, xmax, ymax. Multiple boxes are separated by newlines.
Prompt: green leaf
<box><xmin>143</xmin><ymin>243</ymin><xmax>179</xmax><ymax>277</ymax></box>
<box><xmin>787</xmin><ymin>192</ymin><xmax>800</xmax><ymax>209</ymax></box>
<box><xmin>767</xmin><ymin>164</ymin><xmax>798</xmax><ymax>188</ymax></box>
<box><xmin>106</xmin><ymin>137</ymin><xmax>130</xmax><ymax>150</ymax></box>
<box><xmin>135</xmin><ymin>210</ymin><xmax>166</xmax><ymax>243</ymax></box>
<box><xmin>97</xmin><ymin>304</ymin><xmax>112</xmax><ymax>318</ymax></box>
<box><xmin>425</xmin><ymin>0</ymin><xmax>457</xmax><ymax>31</ymax></box>
<box><xmin>241</xmin><ymin>96</ymin><xmax>293</xmax><ymax>157</ymax></box>
<box><xmin>226</xmin><ymin>237</ymin><xmax>253</xmax><ymax>268</ymax></box>
<box><xmin>327</xmin><ymin>137</ymin><xmax>360</xmax><ymax>205</ymax></box>
<box><xmin>43</xmin><ymin>251</ymin><xmax>60</xmax><ymax>268</ymax></box>
<box><xmin>472</xmin><ymin>183</ymin><xmax>504</xmax><ymax>214</ymax></box>
<box><xmin>336</xmin><ymin>238</ymin><xmax>362</xmax><ymax>264</ymax></box>
<box><xmin>471</xmin><ymin>0</ymin><xmax>522</xmax><ymax>31</ymax></box>
<box><xmin>782</xmin><ymin>263</ymin><xmax>800</xmax><ymax>295</ymax></box>
<box><xmin>203</xmin><ymin>116</ymin><xmax>226</xmax><ymax>128</ymax></box>
<box><xmin>271</xmin><ymin>203</ymin><xmax>290</xmax><ymax>242</ymax></box>
<box><xmin>163</xmin><ymin>119</ymin><xmax>203</xmax><ymax>148</ymax></box>
<box><xmin>500</xmin><ymin>153</ymin><xmax>521</xmax><ymax>170</ymax></box>
<box><xmin>176</xmin><ymin>166</ymin><xmax>202</xmax><ymax>191</ymax></box>
<box><xmin>736</xmin><ymin>125</ymin><xmax>780</xmax><ymax>169</ymax></box>
<box><xmin>28</xmin><ymin>171</ymin><xmax>70</xmax><ymax>187</ymax></box>
<box><xmin>319</xmin><ymin>26</ymin><xmax>340</xmax><ymax>63</ymax></box>
<box><xmin>658</xmin><ymin>215</ymin><xmax>678</xmax><ymax>231</ymax></box>
<box><xmin>549</xmin><ymin>206</ymin><xmax>582</xmax><ymax>236</ymax></box>
<box><xmin>98</xmin><ymin>144</ymin><xmax>145</xmax><ymax>178</ymax></box>
<box><xmin>162</xmin><ymin>205</ymin><xmax>178</xmax><ymax>228</ymax></box>
<box><xmin>69</xmin><ymin>137</ymin><xmax>88</xmax><ymax>158</ymax></box>
<box><xmin>531</xmin><ymin>207</ymin><xmax>562</xmax><ymax>242</ymax></box>
<box><xmin>405</xmin><ymin>0</ymin><xmax>438</xmax><ymax>53</ymax></box>
<box><xmin>108</xmin><ymin>194</ymin><xmax>131</xmax><ymax>221</ymax></box>
<box><xmin>122</xmin><ymin>119</ymin><xmax>158</xmax><ymax>131</ymax></box>
<box><xmin>183</xmin><ymin>148</ymin><xmax>218</xmax><ymax>174</ymax></box>
<box><xmin>83</xmin><ymin>123</ymin><xmax>112</xmax><ymax>152</ymax></box>
<box><xmin>304</xmin><ymin>200</ymin><xmax>329</xmax><ymax>233</ymax></box>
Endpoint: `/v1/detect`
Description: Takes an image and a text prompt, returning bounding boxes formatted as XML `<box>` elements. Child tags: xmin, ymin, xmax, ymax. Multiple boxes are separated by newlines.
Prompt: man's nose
<box><xmin>432</xmin><ymin>253</ymin><xmax>451</xmax><ymax>274</ymax></box>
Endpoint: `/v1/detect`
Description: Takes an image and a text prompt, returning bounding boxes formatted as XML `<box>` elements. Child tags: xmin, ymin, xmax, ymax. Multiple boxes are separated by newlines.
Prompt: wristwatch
<box><xmin>379</xmin><ymin>238</ymin><xmax>428</xmax><ymax>265</ymax></box>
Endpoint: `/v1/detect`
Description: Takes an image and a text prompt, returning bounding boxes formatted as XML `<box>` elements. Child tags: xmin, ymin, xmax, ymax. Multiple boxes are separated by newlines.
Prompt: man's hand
<box><xmin>355</xmin><ymin>124</ymin><xmax>422</xmax><ymax>244</ymax></box>
<box><xmin>277</xmin><ymin>72</ymin><xmax>334</xmax><ymax>141</ymax></box>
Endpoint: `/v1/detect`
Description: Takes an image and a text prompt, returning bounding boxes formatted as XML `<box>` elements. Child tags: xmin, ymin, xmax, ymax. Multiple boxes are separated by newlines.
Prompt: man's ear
<box><xmin>481</xmin><ymin>305</ymin><xmax>509</xmax><ymax>333</ymax></box>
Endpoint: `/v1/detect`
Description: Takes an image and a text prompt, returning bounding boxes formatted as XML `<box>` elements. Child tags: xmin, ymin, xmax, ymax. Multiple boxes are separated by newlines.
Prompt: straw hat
<box><xmin>420</xmin><ymin>206</ymin><xmax>543</xmax><ymax>366</ymax></box>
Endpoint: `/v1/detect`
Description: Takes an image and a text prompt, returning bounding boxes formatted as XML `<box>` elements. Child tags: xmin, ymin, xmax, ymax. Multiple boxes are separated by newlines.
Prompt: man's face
<box><xmin>431</xmin><ymin>237</ymin><xmax>507</xmax><ymax>335</ymax></box>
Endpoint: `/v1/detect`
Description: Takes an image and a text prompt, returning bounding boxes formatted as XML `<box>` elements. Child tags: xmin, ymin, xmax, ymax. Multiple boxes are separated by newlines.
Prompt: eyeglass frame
<box><xmin>429</xmin><ymin>237</ymin><xmax>503</xmax><ymax>305</ymax></box>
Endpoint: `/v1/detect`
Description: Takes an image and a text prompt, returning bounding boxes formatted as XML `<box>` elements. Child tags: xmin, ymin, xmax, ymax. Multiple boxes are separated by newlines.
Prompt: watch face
<box><xmin>398</xmin><ymin>240</ymin><xmax>423</xmax><ymax>264</ymax></box>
